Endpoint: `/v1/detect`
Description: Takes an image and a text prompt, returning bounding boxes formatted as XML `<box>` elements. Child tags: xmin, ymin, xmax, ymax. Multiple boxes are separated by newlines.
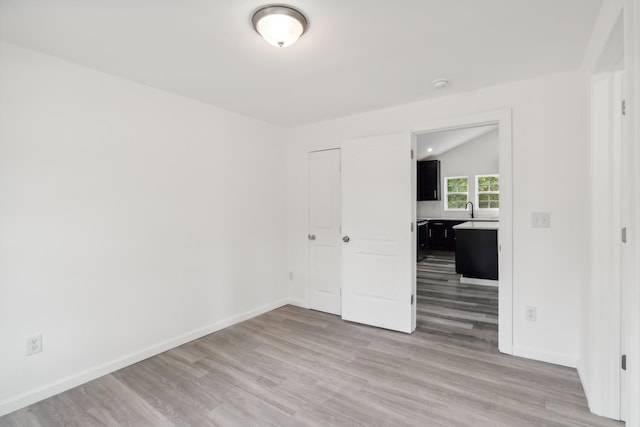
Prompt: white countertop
<box><xmin>453</xmin><ymin>221</ymin><xmax>500</xmax><ymax>230</ymax></box>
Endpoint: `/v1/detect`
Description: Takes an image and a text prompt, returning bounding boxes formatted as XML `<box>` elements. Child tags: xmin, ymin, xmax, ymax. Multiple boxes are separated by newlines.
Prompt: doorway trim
<box><xmin>411</xmin><ymin>108</ymin><xmax>513</xmax><ymax>354</ymax></box>
<box><xmin>581</xmin><ymin>6</ymin><xmax>631</xmax><ymax>420</ymax></box>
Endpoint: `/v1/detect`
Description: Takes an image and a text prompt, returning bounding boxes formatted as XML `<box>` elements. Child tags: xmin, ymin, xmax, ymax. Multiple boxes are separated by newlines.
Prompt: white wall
<box><xmin>285</xmin><ymin>70</ymin><xmax>588</xmax><ymax>367</ymax></box>
<box><xmin>417</xmin><ymin>129</ymin><xmax>499</xmax><ymax>219</ymax></box>
<box><xmin>0</xmin><ymin>42</ymin><xmax>287</xmax><ymax>415</ymax></box>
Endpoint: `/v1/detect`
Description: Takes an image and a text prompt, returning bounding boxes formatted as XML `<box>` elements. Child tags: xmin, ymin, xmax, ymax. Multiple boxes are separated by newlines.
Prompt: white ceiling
<box><xmin>416</xmin><ymin>124</ymin><xmax>498</xmax><ymax>160</ymax></box>
<box><xmin>0</xmin><ymin>0</ymin><xmax>602</xmax><ymax>127</ymax></box>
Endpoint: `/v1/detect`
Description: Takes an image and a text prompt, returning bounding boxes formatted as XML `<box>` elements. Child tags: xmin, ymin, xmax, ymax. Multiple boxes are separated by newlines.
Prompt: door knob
<box><xmin>308</xmin><ymin>234</ymin><xmax>316</xmax><ymax>240</ymax></box>
<box><xmin>342</xmin><ymin>236</ymin><xmax>350</xmax><ymax>243</ymax></box>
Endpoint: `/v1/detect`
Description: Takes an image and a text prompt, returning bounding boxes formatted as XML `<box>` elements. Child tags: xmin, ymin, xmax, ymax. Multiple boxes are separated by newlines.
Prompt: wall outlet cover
<box><xmin>525</xmin><ymin>306</ymin><xmax>537</xmax><ymax>321</ymax></box>
<box><xmin>27</xmin><ymin>334</ymin><xmax>43</xmax><ymax>355</ymax></box>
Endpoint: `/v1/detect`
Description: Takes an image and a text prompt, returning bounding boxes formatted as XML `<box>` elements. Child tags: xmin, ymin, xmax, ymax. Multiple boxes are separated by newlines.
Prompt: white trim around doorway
<box><xmin>411</xmin><ymin>109</ymin><xmax>514</xmax><ymax>354</ymax></box>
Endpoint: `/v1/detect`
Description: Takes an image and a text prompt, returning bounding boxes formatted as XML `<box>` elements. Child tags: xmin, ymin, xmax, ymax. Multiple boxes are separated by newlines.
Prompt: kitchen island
<box><xmin>453</xmin><ymin>221</ymin><xmax>499</xmax><ymax>283</ymax></box>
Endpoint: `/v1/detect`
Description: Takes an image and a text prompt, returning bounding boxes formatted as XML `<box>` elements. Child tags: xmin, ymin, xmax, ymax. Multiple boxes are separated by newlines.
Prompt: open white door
<box><xmin>341</xmin><ymin>133</ymin><xmax>414</xmax><ymax>333</ymax></box>
<box><xmin>308</xmin><ymin>149</ymin><xmax>342</xmax><ymax>315</ymax></box>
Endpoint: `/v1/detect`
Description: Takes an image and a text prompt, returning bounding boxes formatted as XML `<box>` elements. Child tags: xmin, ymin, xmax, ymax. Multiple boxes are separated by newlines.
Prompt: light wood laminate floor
<box><xmin>1</xmin><ymin>289</ymin><xmax>622</xmax><ymax>426</ymax></box>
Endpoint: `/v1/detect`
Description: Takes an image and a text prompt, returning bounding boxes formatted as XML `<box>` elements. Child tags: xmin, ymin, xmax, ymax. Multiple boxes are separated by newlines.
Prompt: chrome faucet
<box><xmin>465</xmin><ymin>201</ymin><xmax>474</xmax><ymax>219</ymax></box>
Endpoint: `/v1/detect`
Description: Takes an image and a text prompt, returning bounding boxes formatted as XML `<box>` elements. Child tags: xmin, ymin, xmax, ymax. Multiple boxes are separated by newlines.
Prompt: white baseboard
<box><xmin>460</xmin><ymin>276</ymin><xmax>498</xmax><ymax>287</ymax></box>
<box><xmin>287</xmin><ymin>297</ymin><xmax>307</xmax><ymax>308</ymax></box>
<box><xmin>576</xmin><ymin>361</ymin><xmax>592</xmax><ymax>409</ymax></box>
<box><xmin>512</xmin><ymin>345</ymin><xmax>577</xmax><ymax>368</ymax></box>
<box><xmin>0</xmin><ymin>298</ymin><xmax>289</xmax><ymax>417</ymax></box>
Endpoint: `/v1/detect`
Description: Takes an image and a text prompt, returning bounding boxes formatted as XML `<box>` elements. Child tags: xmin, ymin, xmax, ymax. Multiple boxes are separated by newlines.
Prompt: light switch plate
<box><xmin>532</xmin><ymin>212</ymin><xmax>551</xmax><ymax>228</ymax></box>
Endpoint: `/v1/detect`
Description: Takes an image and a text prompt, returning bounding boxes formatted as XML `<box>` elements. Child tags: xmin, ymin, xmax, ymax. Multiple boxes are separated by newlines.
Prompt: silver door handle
<box><xmin>308</xmin><ymin>234</ymin><xmax>316</xmax><ymax>240</ymax></box>
<box><xmin>433</xmin><ymin>189</ymin><xmax>436</xmax><ymax>198</ymax></box>
<box><xmin>444</xmin><ymin>229</ymin><xmax>447</xmax><ymax>238</ymax></box>
<box><xmin>342</xmin><ymin>236</ymin><xmax>350</xmax><ymax>243</ymax></box>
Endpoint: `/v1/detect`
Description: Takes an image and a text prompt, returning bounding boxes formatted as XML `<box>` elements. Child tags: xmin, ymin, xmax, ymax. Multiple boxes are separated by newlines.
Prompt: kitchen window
<box><xmin>476</xmin><ymin>174</ymin><xmax>499</xmax><ymax>210</ymax></box>
<box><xmin>444</xmin><ymin>176</ymin><xmax>468</xmax><ymax>210</ymax></box>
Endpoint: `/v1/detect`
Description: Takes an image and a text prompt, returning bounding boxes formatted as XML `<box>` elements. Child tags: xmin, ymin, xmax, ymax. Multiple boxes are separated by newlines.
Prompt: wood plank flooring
<box><xmin>416</xmin><ymin>250</ymin><xmax>498</xmax><ymax>349</ymax></box>
<box><xmin>1</xmin><ymin>265</ymin><xmax>622</xmax><ymax>426</ymax></box>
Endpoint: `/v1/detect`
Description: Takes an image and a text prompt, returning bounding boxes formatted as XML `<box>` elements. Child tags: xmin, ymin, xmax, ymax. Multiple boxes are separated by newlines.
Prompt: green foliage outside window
<box><xmin>477</xmin><ymin>175</ymin><xmax>499</xmax><ymax>209</ymax></box>
<box><xmin>445</xmin><ymin>177</ymin><xmax>468</xmax><ymax>210</ymax></box>
<box><xmin>447</xmin><ymin>178</ymin><xmax>468</xmax><ymax>193</ymax></box>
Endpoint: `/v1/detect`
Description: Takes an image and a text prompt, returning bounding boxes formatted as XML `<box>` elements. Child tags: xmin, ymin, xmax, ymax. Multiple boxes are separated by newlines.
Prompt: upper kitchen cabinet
<box><xmin>417</xmin><ymin>160</ymin><xmax>441</xmax><ymax>201</ymax></box>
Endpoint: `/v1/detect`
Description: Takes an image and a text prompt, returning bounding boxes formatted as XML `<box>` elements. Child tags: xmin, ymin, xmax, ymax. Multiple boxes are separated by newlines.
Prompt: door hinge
<box><xmin>411</xmin><ymin>149</ymin><xmax>414</xmax><ymax>159</ymax></box>
<box><xmin>622</xmin><ymin>100</ymin><xmax>626</xmax><ymax>116</ymax></box>
<box><xmin>622</xmin><ymin>354</ymin><xmax>627</xmax><ymax>370</ymax></box>
<box><xmin>411</xmin><ymin>222</ymin><xmax>414</xmax><ymax>232</ymax></box>
<box><xmin>340</xmin><ymin>288</ymin><xmax>342</xmax><ymax>296</ymax></box>
<box><xmin>411</xmin><ymin>294</ymin><xmax>414</xmax><ymax>305</ymax></box>
<box><xmin>622</xmin><ymin>227</ymin><xmax>627</xmax><ymax>243</ymax></box>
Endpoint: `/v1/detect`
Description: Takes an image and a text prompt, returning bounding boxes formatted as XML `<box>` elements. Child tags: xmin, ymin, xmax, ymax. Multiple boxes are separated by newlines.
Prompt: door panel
<box><xmin>308</xmin><ymin>149</ymin><xmax>341</xmax><ymax>315</ymax></box>
<box><xmin>352</xmin><ymin>253</ymin><xmax>395</xmax><ymax>300</ymax></box>
<box><xmin>341</xmin><ymin>133</ymin><xmax>413</xmax><ymax>333</ymax></box>
<box><xmin>352</xmin><ymin>152</ymin><xmax>395</xmax><ymax>241</ymax></box>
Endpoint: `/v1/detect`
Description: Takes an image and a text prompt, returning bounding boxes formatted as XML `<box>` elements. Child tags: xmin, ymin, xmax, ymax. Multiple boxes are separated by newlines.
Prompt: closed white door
<box><xmin>308</xmin><ymin>149</ymin><xmax>342</xmax><ymax>315</ymax></box>
<box><xmin>341</xmin><ymin>133</ymin><xmax>414</xmax><ymax>333</ymax></box>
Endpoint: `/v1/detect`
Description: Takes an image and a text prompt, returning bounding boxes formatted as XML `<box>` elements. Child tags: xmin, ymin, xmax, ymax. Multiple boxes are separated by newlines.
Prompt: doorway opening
<box><xmin>411</xmin><ymin>110</ymin><xmax>513</xmax><ymax>354</ymax></box>
<box><xmin>414</xmin><ymin>124</ymin><xmax>500</xmax><ymax>347</ymax></box>
<box><xmin>304</xmin><ymin>111</ymin><xmax>512</xmax><ymax>344</ymax></box>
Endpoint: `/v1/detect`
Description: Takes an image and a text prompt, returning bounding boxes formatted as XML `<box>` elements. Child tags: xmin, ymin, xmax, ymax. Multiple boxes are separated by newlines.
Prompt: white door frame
<box><xmin>584</xmin><ymin>9</ymin><xmax>628</xmax><ymax>420</ymax></box>
<box><xmin>411</xmin><ymin>109</ymin><xmax>514</xmax><ymax>354</ymax></box>
<box><xmin>628</xmin><ymin>3</ymin><xmax>640</xmax><ymax>425</ymax></box>
<box><xmin>589</xmin><ymin>67</ymin><xmax>625</xmax><ymax>420</ymax></box>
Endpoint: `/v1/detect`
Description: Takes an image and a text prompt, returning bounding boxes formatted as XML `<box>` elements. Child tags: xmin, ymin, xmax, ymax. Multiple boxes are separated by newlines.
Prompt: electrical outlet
<box><xmin>526</xmin><ymin>306</ymin><xmax>537</xmax><ymax>321</ymax></box>
<box><xmin>27</xmin><ymin>334</ymin><xmax>43</xmax><ymax>355</ymax></box>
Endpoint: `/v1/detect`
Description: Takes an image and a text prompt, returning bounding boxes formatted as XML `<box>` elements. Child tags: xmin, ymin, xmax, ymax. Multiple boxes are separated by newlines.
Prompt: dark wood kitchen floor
<box><xmin>416</xmin><ymin>250</ymin><xmax>499</xmax><ymax>350</ymax></box>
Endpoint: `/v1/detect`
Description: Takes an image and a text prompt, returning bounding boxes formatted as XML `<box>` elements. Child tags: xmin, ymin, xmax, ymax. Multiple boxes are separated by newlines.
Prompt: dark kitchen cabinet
<box><xmin>417</xmin><ymin>222</ymin><xmax>428</xmax><ymax>261</ymax></box>
<box><xmin>455</xmin><ymin>229</ymin><xmax>499</xmax><ymax>280</ymax></box>
<box><xmin>427</xmin><ymin>220</ymin><xmax>467</xmax><ymax>250</ymax></box>
<box><xmin>427</xmin><ymin>221</ymin><xmax>446</xmax><ymax>250</ymax></box>
<box><xmin>444</xmin><ymin>221</ymin><xmax>466</xmax><ymax>249</ymax></box>
<box><xmin>417</xmin><ymin>160</ymin><xmax>441</xmax><ymax>201</ymax></box>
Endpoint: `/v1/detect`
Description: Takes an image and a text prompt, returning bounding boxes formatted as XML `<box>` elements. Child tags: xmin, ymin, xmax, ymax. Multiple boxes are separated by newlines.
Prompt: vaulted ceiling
<box><xmin>417</xmin><ymin>124</ymin><xmax>498</xmax><ymax>160</ymax></box>
<box><xmin>0</xmin><ymin>0</ymin><xmax>602</xmax><ymax>126</ymax></box>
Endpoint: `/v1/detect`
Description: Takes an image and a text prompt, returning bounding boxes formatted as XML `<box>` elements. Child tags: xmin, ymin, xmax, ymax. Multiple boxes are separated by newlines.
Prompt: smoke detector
<box><xmin>432</xmin><ymin>78</ymin><xmax>449</xmax><ymax>90</ymax></box>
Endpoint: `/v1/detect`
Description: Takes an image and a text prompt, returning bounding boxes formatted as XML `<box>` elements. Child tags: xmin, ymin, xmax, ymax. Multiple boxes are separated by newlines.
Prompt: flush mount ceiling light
<box><xmin>432</xmin><ymin>78</ymin><xmax>449</xmax><ymax>90</ymax></box>
<box><xmin>252</xmin><ymin>5</ymin><xmax>308</xmax><ymax>48</ymax></box>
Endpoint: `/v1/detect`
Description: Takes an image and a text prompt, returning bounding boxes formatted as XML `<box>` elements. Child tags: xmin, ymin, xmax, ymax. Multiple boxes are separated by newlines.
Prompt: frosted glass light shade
<box><xmin>252</xmin><ymin>6</ymin><xmax>307</xmax><ymax>48</ymax></box>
